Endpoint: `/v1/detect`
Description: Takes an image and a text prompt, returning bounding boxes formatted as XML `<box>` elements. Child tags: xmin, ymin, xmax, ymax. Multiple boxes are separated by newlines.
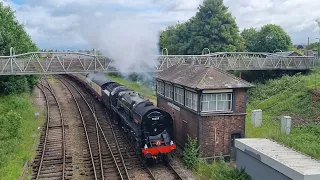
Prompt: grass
<box><xmin>0</xmin><ymin>93</ymin><xmax>44</xmax><ymax>179</ymax></box>
<box><xmin>107</xmin><ymin>75</ymin><xmax>157</xmax><ymax>104</ymax></box>
<box><xmin>194</xmin><ymin>160</ymin><xmax>251</xmax><ymax>180</ymax></box>
<box><xmin>246</xmin><ymin>68</ymin><xmax>320</xmax><ymax>159</ymax></box>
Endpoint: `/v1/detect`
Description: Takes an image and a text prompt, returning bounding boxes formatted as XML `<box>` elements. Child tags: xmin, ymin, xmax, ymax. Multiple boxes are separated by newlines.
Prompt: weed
<box><xmin>183</xmin><ymin>135</ymin><xmax>199</xmax><ymax>169</ymax></box>
<box><xmin>195</xmin><ymin>159</ymin><xmax>251</xmax><ymax>180</ymax></box>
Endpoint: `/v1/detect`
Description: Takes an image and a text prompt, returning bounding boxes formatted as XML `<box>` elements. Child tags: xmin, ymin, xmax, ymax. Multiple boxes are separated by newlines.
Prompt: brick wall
<box><xmin>199</xmin><ymin>115</ymin><xmax>245</xmax><ymax>157</ymax></box>
<box><xmin>234</xmin><ymin>88</ymin><xmax>247</xmax><ymax>113</ymax></box>
<box><xmin>157</xmin><ymin>88</ymin><xmax>248</xmax><ymax>158</ymax></box>
<box><xmin>157</xmin><ymin>96</ymin><xmax>199</xmax><ymax>147</ymax></box>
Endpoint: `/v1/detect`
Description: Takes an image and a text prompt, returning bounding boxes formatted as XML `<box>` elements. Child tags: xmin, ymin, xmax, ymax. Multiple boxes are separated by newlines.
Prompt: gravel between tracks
<box><xmin>169</xmin><ymin>149</ymin><xmax>195</xmax><ymax>180</ymax></box>
<box><xmin>49</xmin><ymin>77</ymin><xmax>90</xmax><ymax>179</ymax></box>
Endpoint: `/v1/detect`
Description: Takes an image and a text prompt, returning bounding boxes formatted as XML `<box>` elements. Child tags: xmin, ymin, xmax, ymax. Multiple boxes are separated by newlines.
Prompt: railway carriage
<box><xmin>69</xmin><ymin>73</ymin><xmax>176</xmax><ymax>163</ymax></box>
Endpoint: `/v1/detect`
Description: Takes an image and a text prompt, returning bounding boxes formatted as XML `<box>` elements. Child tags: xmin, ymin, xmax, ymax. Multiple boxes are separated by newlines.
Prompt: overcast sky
<box><xmin>1</xmin><ymin>0</ymin><xmax>320</xmax><ymax>51</ymax></box>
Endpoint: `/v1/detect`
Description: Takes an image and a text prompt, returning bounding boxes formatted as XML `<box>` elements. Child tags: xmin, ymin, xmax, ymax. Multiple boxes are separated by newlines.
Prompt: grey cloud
<box><xmin>225</xmin><ymin>0</ymin><xmax>320</xmax><ymax>44</ymax></box>
<box><xmin>6</xmin><ymin>0</ymin><xmax>320</xmax><ymax>50</ymax></box>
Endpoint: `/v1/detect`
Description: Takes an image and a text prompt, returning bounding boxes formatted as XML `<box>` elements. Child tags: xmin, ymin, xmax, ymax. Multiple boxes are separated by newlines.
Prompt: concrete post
<box><xmin>251</xmin><ymin>109</ymin><xmax>262</xmax><ymax>127</ymax></box>
<box><xmin>281</xmin><ymin>116</ymin><xmax>291</xmax><ymax>134</ymax></box>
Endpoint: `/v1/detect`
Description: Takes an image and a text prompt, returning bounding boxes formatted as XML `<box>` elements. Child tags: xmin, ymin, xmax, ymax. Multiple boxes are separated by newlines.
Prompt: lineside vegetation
<box><xmin>0</xmin><ymin>2</ymin><xmax>42</xmax><ymax>179</ymax></box>
<box><xmin>246</xmin><ymin>69</ymin><xmax>320</xmax><ymax>159</ymax></box>
<box><xmin>0</xmin><ymin>94</ymin><xmax>43</xmax><ymax>179</ymax></box>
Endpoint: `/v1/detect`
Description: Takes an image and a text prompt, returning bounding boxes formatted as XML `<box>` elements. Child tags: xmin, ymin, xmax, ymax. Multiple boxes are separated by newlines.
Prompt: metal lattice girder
<box><xmin>157</xmin><ymin>52</ymin><xmax>315</xmax><ymax>71</ymax></box>
<box><xmin>0</xmin><ymin>52</ymin><xmax>115</xmax><ymax>75</ymax></box>
<box><xmin>0</xmin><ymin>51</ymin><xmax>316</xmax><ymax>75</ymax></box>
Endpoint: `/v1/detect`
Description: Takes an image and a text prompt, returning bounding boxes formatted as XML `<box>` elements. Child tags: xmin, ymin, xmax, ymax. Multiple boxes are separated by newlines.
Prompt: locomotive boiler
<box><xmin>86</xmin><ymin>73</ymin><xmax>176</xmax><ymax>163</ymax></box>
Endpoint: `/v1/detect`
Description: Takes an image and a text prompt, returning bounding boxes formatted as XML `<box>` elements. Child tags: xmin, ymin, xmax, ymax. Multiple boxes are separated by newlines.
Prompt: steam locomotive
<box><xmin>70</xmin><ymin>73</ymin><xmax>176</xmax><ymax>163</ymax></box>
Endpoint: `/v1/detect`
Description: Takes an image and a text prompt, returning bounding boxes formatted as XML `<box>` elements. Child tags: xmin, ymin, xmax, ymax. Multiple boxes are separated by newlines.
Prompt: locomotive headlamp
<box><xmin>170</xmin><ymin>141</ymin><xmax>174</xmax><ymax>145</ymax></box>
<box><xmin>144</xmin><ymin>144</ymin><xmax>148</xmax><ymax>149</ymax></box>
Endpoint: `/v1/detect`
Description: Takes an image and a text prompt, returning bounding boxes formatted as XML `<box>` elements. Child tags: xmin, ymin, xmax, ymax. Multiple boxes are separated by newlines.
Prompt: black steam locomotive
<box><xmin>72</xmin><ymin>73</ymin><xmax>176</xmax><ymax>163</ymax></box>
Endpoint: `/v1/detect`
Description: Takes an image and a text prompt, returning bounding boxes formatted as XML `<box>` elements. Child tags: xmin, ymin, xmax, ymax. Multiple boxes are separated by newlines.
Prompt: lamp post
<box><xmin>315</xmin><ymin>19</ymin><xmax>320</xmax><ymax>89</ymax></box>
<box><xmin>317</xmin><ymin>38</ymin><xmax>320</xmax><ymax>63</ymax></box>
<box><xmin>316</xmin><ymin>38</ymin><xmax>320</xmax><ymax>89</ymax></box>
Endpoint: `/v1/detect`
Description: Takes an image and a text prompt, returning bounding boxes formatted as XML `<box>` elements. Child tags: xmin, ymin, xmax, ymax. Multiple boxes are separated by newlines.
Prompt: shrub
<box><xmin>0</xmin><ymin>110</ymin><xmax>22</xmax><ymax>139</ymax></box>
<box><xmin>128</xmin><ymin>73</ymin><xmax>139</xmax><ymax>82</ymax></box>
<box><xmin>196</xmin><ymin>159</ymin><xmax>252</xmax><ymax>180</ymax></box>
<box><xmin>107</xmin><ymin>72</ymin><xmax>122</xmax><ymax>78</ymax></box>
<box><xmin>183</xmin><ymin>135</ymin><xmax>199</xmax><ymax>169</ymax></box>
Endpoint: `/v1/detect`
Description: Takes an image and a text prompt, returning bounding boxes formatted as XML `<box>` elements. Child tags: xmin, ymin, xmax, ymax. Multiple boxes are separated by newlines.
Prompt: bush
<box><xmin>128</xmin><ymin>73</ymin><xmax>139</xmax><ymax>82</ymax></box>
<box><xmin>247</xmin><ymin>74</ymin><xmax>304</xmax><ymax>103</ymax></box>
<box><xmin>183</xmin><ymin>135</ymin><xmax>199</xmax><ymax>169</ymax></box>
<box><xmin>0</xmin><ymin>110</ymin><xmax>22</xmax><ymax>139</ymax></box>
<box><xmin>196</xmin><ymin>159</ymin><xmax>252</xmax><ymax>180</ymax></box>
<box><xmin>0</xmin><ymin>94</ymin><xmax>43</xmax><ymax>179</ymax></box>
<box><xmin>107</xmin><ymin>72</ymin><xmax>122</xmax><ymax>78</ymax></box>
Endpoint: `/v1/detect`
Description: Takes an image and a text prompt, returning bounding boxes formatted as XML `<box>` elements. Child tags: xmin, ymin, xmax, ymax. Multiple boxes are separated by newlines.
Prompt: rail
<box><xmin>33</xmin><ymin>78</ymin><xmax>66</xmax><ymax>180</ymax></box>
<box><xmin>58</xmin><ymin>76</ymin><xmax>130</xmax><ymax>180</ymax></box>
<box><xmin>58</xmin><ymin>77</ymin><xmax>99</xmax><ymax>179</ymax></box>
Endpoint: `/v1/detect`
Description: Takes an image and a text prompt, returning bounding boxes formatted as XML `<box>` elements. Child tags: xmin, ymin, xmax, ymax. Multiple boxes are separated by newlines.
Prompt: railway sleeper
<box><xmin>33</xmin><ymin>156</ymin><xmax>62</xmax><ymax>162</ymax></box>
<box><xmin>37</xmin><ymin>172</ymin><xmax>63</xmax><ymax>179</ymax></box>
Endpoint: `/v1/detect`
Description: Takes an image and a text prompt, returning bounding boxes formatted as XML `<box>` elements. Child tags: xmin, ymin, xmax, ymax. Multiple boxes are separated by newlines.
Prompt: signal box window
<box><xmin>165</xmin><ymin>83</ymin><xmax>173</xmax><ymax>100</ymax></box>
<box><xmin>201</xmin><ymin>93</ymin><xmax>232</xmax><ymax>112</ymax></box>
<box><xmin>174</xmin><ymin>86</ymin><xmax>184</xmax><ymax>105</ymax></box>
<box><xmin>185</xmin><ymin>90</ymin><xmax>198</xmax><ymax>111</ymax></box>
<box><xmin>157</xmin><ymin>81</ymin><xmax>164</xmax><ymax>95</ymax></box>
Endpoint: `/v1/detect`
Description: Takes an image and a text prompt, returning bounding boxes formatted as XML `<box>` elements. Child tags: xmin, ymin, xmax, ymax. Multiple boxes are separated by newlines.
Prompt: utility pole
<box><xmin>315</xmin><ymin>19</ymin><xmax>320</xmax><ymax>89</ymax></box>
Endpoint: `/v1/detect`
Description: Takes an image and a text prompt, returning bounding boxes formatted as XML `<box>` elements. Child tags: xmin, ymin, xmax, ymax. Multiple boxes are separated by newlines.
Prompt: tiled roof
<box><xmin>157</xmin><ymin>64</ymin><xmax>254</xmax><ymax>90</ymax></box>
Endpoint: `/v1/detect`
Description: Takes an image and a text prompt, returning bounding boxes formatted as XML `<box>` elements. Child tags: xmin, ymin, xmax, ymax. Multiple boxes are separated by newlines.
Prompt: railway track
<box><xmin>83</xmin><ymin>85</ymin><xmax>156</xmax><ymax>180</ymax></box>
<box><xmin>145</xmin><ymin>161</ymin><xmax>183</xmax><ymax>180</ymax></box>
<box><xmin>62</xmin><ymin>75</ymin><xmax>184</xmax><ymax>180</ymax></box>
<box><xmin>33</xmin><ymin>75</ymin><xmax>185</xmax><ymax>180</ymax></box>
<box><xmin>32</xmin><ymin>78</ymin><xmax>72</xmax><ymax>180</ymax></box>
<box><xmin>58</xmin><ymin>76</ymin><xmax>132</xmax><ymax>180</ymax></box>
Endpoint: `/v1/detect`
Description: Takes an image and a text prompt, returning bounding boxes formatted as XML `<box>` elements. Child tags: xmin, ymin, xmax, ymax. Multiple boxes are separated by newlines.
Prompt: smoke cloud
<box><xmin>78</xmin><ymin>13</ymin><xmax>160</xmax><ymax>75</ymax></box>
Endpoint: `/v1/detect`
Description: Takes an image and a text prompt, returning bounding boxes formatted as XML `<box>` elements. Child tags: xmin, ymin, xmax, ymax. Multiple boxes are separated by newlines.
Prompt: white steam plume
<box><xmin>78</xmin><ymin>13</ymin><xmax>160</xmax><ymax>77</ymax></box>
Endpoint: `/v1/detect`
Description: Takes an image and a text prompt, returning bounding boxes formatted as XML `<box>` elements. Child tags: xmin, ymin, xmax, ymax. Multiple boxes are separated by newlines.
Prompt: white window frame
<box><xmin>174</xmin><ymin>86</ymin><xmax>184</xmax><ymax>105</ymax></box>
<box><xmin>201</xmin><ymin>93</ymin><xmax>233</xmax><ymax>112</ymax></box>
<box><xmin>165</xmin><ymin>83</ymin><xmax>173</xmax><ymax>100</ymax></box>
<box><xmin>157</xmin><ymin>81</ymin><xmax>164</xmax><ymax>95</ymax></box>
<box><xmin>185</xmin><ymin>90</ymin><xmax>198</xmax><ymax>111</ymax></box>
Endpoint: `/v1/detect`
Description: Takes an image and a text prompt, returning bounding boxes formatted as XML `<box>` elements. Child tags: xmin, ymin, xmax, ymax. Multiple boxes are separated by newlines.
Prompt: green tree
<box><xmin>0</xmin><ymin>110</ymin><xmax>22</xmax><ymax>139</ymax></box>
<box><xmin>159</xmin><ymin>0</ymin><xmax>244</xmax><ymax>54</ymax></box>
<box><xmin>241</xmin><ymin>24</ymin><xmax>292</xmax><ymax>53</ymax></box>
<box><xmin>306</xmin><ymin>42</ymin><xmax>320</xmax><ymax>51</ymax></box>
<box><xmin>241</xmin><ymin>28</ymin><xmax>258</xmax><ymax>51</ymax></box>
<box><xmin>0</xmin><ymin>2</ymin><xmax>39</xmax><ymax>95</ymax></box>
<box><xmin>255</xmin><ymin>24</ymin><xmax>292</xmax><ymax>52</ymax></box>
<box><xmin>288</xmin><ymin>46</ymin><xmax>303</xmax><ymax>55</ymax></box>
